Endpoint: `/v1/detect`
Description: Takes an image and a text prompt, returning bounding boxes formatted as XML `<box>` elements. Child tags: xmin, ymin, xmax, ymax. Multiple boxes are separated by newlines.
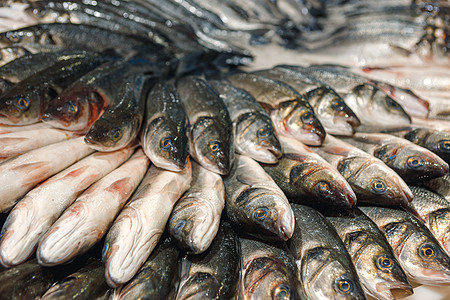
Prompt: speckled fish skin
<box><xmin>0</xmin><ymin>137</ymin><xmax>94</xmax><ymax>213</ymax></box>
<box><xmin>402</xmin><ymin>127</ymin><xmax>450</xmax><ymax>163</ymax></box>
<box><xmin>311</xmin><ymin>135</ymin><xmax>413</xmax><ymax>206</ymax></box>
<box><xmin>168</xmin><ymin>161</ymin><xmax>224</xmax><ymax>254</ymax></box>
<box><xmin>103</xmin><ymin>161</ymin><xmax>192</xmax><ymax>287</ymax></box>
<box><xmin>423</xmin><ymin>172</ymin><xmax>450</xmax><ymax>201</ymax></box>
<box><xmin>177</xmin><ymin>76</ymin><xmax>234</xmax><ymax>175</ymax></box>
<box><xmin>254</xmin><ymin>66</ymin><xmax>361</xmax><ymax>136</ymax></box>
<box><xmin>223</xmin><ymin>154</ymin><xmax>294</xmax><ymax>242</ymax></box>
<box><xmin>111</xmin><ymin>237</ymin><xmax>179</xmax><ymax>300</ymax></box>
<box><xmin>288</xmin><ymin>204</ymin><xmax>366</xmax><ymax>300</ymax></box>
<box><xmin>227</xmin><ymin>72</ymin><xmax>326</xmax><ymax>146</ymax></box>
<box><xmin>238</xmin><ymin>235</ymin><xmax>306</xmax><ymax>300</ymax></box>
<box><xmin>176</xmin><ymin>222</ymin><xmax>238</xmax><ymax>300</ymax></box>
<box><xmin>262</xmin><ymin>135</ymin><xmax>357</xmax><ymax>207</ymax></box>
<box><xmin>141</xmin><ymin>81</ymin><xmax>189</xmax><ymax>172</ymax></box>
<box><xmin>0</xmin><ymin>147</ymin><xmax>134</xmax><ymax>267</ymax></box>
<box><xmin>36</xmin><ymin>149</ymin><xmax>149</xmax><ymax>267</ymax></box>
<box><xmin>324</xmin><ymin>208</ymin><xmax>412</xmax><ymax>300</ymax></box>
<box><xmin>340</xmin><ymin>132</ymin><xmax>449</xmax><ymax>183</ymax></box>
<box><xmin>84</xmin><ymin>73</ymin><xmax>151</xmax><ymax>152</ymax></box>
<box><xmin>208</xmin><ymin>79</ymin><xmax>282</xmax><ymax>164</ymax></box>
<box><xmin>408</xmin><ymin>186</ymin><xmax>450</xmax><ymax>257</ymax></box>
<box><xmin>360</xmin><ymin>206</ymin><xmax>450</xmax><ymax>285</ymax></box>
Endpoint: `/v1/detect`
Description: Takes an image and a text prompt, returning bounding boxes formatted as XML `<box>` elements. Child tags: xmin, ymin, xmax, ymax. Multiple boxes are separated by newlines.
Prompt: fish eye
<box><xmin>160</xmin><ymin>136</ymin><xmax>174</xmax><ymax>150</ymax></box>
<box><xmin>173</xmin><ymin>220</ymin><xmax>186</xmax><ymax>235</ymax></box>
<box><xmin>257</xmin><ymin>127</ymin><xmax>271</xmax><ymax>137</ymax></box>
<box><xmin>315</xmin><ymin>181</ymin><xmax>330</xmax><ymax>195</ymax></box>
<box><xmin>419</xmin><ymin>244</ymin><xmax>437</xmax><ymax>258</ymax></box>
<box><xmin>335</xmin><ymin>277</ymin><xmax>353</xmax><ymax>294</ymax></box>
<box><xmin>331</xmin><ymin>100</ymin><xmax>344</xmax><ymax>110</ymax></box>
<box><xmin>64</xmin><ymin>101</ymin><xmax>78</xmax><ymax>114</ymax></box>
<box><xmin>376</xmin><ymin>255</ymin><xmax>394</xmax><ymax>269</ymax></box>
<box><xmin>370</xmin><ymin>179</ymin><xmax>386</xmax><ymax>194</ymax></box>
<box><xmin>6</xmin><ymin>32</ymin><xmax>22</xmax><ymax>43</ymax></box>
<box><xmin>14</xmin><ymin>97</ymin><xmax>29</xmax><ymax>110</ymax></box>
<box><xmin>386</xmin><ymin>98</ymin><xmax>400</xmax><ymax>109</ymax></box>
<box><xmin>208</xmin><ymin>140</ymin><xmax>220</xmax><ymax>154</ymax></box>
<box><xmin>301</xmin><ymin>111</ymin><xmax>314</xmax><ymax>124</ymax></box>
<box><xmin>406</xmin><ymin>156</ymin><xmax>423</xmax><ymax>169</ymax></box>
<box><xmin>273</xmin><ymin>285</ymin><xmax>292</xmax><ymax>300</ymax></box>
<box><xmin>110</xmin><ymin>128</ymin><xmax>122</xmax><ymax>141</ymax></box>
<box><xmin>253</xmin><ymin>208</ymin><xmax>268</xmax><ymax>221</ymax></box>
<box><xmin>439</xmin><ymin>140</ymin><xmax>450</xmax><ymax>152</ymax></box>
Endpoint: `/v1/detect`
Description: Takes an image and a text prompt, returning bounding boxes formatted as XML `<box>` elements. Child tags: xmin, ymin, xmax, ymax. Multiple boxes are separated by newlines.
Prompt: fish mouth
<box><xmin>336</xmin><ymin>110</ymin><xmax>361</xmax><ymax>128</ymax></box>
<box><xmin>375</xmin><ymin>281</ymin><xmax>413</xmax><ymax>300</ymax></box>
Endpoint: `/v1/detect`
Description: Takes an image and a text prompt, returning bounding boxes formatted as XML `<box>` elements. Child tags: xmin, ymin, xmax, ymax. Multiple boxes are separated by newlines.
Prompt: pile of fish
<box><xmin>0</xmin><ymin>0</ymin><xmax>449</xmax><ymax>299</ymax></box>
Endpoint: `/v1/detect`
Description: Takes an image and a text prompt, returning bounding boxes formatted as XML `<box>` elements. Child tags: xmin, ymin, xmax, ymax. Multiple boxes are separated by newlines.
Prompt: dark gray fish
<box><xmin>176</xmin><ymin>76</ymin><xmax>234</xmax><ymax>175</ymax></box>
<box><xmin>208</xmin><ymin>79</ymin><xmax>281</xmax><ymax>164</ymax></box>
<box><xmin>141</xmin><ymin>81</ymin><xmax>189</xmax><ymax>172</ymax></box>
<box><xmin>360</xmin><ymin>206</ymin><xmax>450</xmax><ymax>285</ymax></box>
<box><xmin>288</xmin><ymin>204</ymin><xmax>366</xmax><ymax>300</ymax></box>
<box><xmin>112</xmin><ymin>237</ymin><xmax>179</xmax><ymax>300</ymax></box>
<box><xmin>175</xmin><ymin>222</ymin><xmax>238</xmax><ymax>300</ymax></box>
<box><xmin>324</xmin><ymin>208</ymin><xmax>412</xmax><ymax>300</ymax></box>
<box><xmin>402</xmin><ymin>127</ymin><xmax>450</xmax><ymax>163</ymax></box>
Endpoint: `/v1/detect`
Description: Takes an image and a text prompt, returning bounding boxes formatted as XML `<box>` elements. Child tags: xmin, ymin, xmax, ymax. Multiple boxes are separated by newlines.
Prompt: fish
<box><xmin>0</xmin><ymin>122</ymin><xmax>51</xmax><ymax>135</ymax></box>
<box><xmin>111</xmin><ymin>237</ymin><xmax>179</xmax><ymax>300</ymax></box>
<box><xmin>84</xmin><ymin>73</ymin><xmax>152</xmax><ymax>151</ymax></box>
<box><xmin>288</xmin><ymin>204</ymin><xmax>366</xmax><ymax>300</ymax></box>
<box><xmin>401</xmin><ymin>127</ymin><xmax>450</xmax><ymax>164</ymax></box>
<box><xmin>360</xmin><ymin>206</ymin><xmax>450</xmax><ymax>285</ymax></box>
<box><xmin>311</xmin><ymin>135</ymin><xmax>413</xmax><ymax>206</ymax></box>
<box><xmin>324</xmin><ymin>208</ymin><xmax>413</xmax><ymax>300</ymax></box>
<box><xmin>223</xmin><ymin>154</ymin><xmax>294</xmax><ymax>241</ymax></box>
<box><xmin>339</xmin><ymin>132</ymin><xmax>449</xmax><ymax>183</ymax></box>
<box><xmin>227</xmin><ymin>72</ymin><xmax>326</xmax><ymax>146</ymax></box>
<box><xmin>176</xmin><ymin>222</ymin><xmax>239</xmax><ymax>300</ymax></box>
<box><xmin>208</xmin><ymin>78</ymin><xmax>282</xmax><ymax>164</ymax></box>
<box><xmin>0</xmin><ymin>147</ymin><xmax>134</xmax><ymax>267</ymax></box>
<box><xmin>262</xmin><ymin>135</ymin><xmax>357</xmax><ymax>207</ymax></box>
<box><xmin>423</xmin><ymin>172</ymin><xmax>450</xmax><ymax>202</ymax></box>
<box><xmin>37</xmin><ymin>149</ymin><xmax>149</xmax><ymax>266</ymax></box>
<box><xmin>140</xmin><ymin>81</ymin><xmax>189</xmax><ymax>172</ymax></box>
<box><xmin>254</xmin><ymin>66</ymin><xmax>361</xmax><ymax>136</ymax></box>
<box><xmin>0</xmin><ymin>46</ymin><xmax>32</xmax><ymax>67</ymax></box>
<box><xmin>176</xmin><ymin>76</ymin><xmax>234</xmax><ymax>175</ymax></box>
<box><xmin>0</xmin><ymin>137</ymin><xmax>94</xmax><ymax>212</ymax></box>
<box><xmin>103</xmin><ymin>160</ymin><xmax>192</xmax><ymax>287</ymax></box>
<box><xmin>238</xmin><ymin>235</ymin><xmax>306</xmax><ymax>300</ymax></box>
<box><xmin>167</xmin><ymin>161</ymin><xmax>224</xmax><ymax>254</ymax></box>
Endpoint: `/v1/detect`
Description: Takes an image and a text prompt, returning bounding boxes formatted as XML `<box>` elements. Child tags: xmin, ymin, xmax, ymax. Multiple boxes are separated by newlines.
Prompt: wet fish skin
<box><xmin>223</xmin><ymin>154</ymin><xmax>295</xmax><ymax>242</ymax></box>
<box><xmin>423</xmin><ymin>172</ymin><xmax>450</xmax><ymax>202</ymax></box>
<box><xmin>324</xmin><ymin>208</ymin><xmax>412</xmax><ymax>300</ymax></box>
<box><xmin>360</xmin><ymin>206</ymin><xmax>450</xmax><ymax>285</ymax></box>
<box><xmin>0</xmin><ymin>122</ymin><xmax>51</xmax><ymax>134</ymax></box>
<box><xmin>0</xmin><ymin>46</ymin><xmax>31</xmax><ymax>67</ymax></box>
<box><xmin>403</xmin><ymin>127</ymin><xmax>450</xmax><ymax>163</ymax></box>
<box><xmin>141</xmin><ymin>81</ymin><xmax>189</xmax><ymax>172</ymax></box>
<box><xmin>208</xmin><ymin>79</ymin><xmax>281</xmax><ymax>164</ymax></box>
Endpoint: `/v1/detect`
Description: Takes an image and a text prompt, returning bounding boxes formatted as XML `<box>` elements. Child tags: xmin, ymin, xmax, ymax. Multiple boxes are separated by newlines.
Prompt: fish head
<box><xmin>191</xmin><ymin>116</ymin><xmax>233</xmax><ymax>175</ymax></box>
<box><xmin>235</xmin><ymin>112</ymin><xmax>281</xmax><ymax>163</ymax></box>
<box><xmin>0</xmin><ymin>89</ymin><xmax>45</xmax><ymax>125</ymax></box>
<box><xmin>0</xmin><ymin>47</ymin><xmax>30</xmax><ymax>64</ymax></box>
<box><xmin>143</xmin><ymin>115</ymin><xmax>188</xmax><ymax>172</ymax></box>
<box><xmin>177</xmin><ymin>272</ymin><xmax>221</xmax><ymax>300</ymax></box>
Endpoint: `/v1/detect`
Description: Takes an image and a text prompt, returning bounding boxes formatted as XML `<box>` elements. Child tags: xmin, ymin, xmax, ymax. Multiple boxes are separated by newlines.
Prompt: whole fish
<box><xmin>340</xmin><ymin>132</ymin><xmax>449</xmax><ymax>183</ymax></box>
<box><xmin>288</xmin><ymin>204</ymin><xmax>366</xmax><ymax>300</ymax></box>
<box><xmin>208</xmin><ymin>79</ymin><xmax>282</xmax><ymax>164</ymax></box>
<box><xmin>401</xmin><ymin>127</ymin><xmax>450</xmax><ymax>163</ymax></box>
<box><xmin>176</xmin><ymin>76</ymin><xmax>234</xmax><ymax>175</ymax></box>
<box><xmin>103</xmin><ymin>161</ymin><xmax>192</xmax><ymax>287</ymax></box>
<box><xmin>0</xmin><ymin>122</ymin><xmax>51</xmax><ymax>134</ymax></box>
<box><xmin>254</xmin><ymin>66</ymin><xmax>361</xmax><ymax>136</ymax></box>
<box><xmin>324</xmin><ymin>208</ymin><xmax>412</xmax><ymax>300</ymax></box>
<box><xmin>37</xmin><ymin>149</ymin><xmax>149</xmax><ymax>266</ymax></box>
<box><xmin>84</xmin><ymin>73</ymin><xmax>151</xmax><ymax>151</ymax></box>
<box><xmin>360</xmin><ymin>206</ymin><xmax>450</xmax><ymax>285</ymax></box>
<box><xmin>0</xmin><ymin>137</ymin><xmax>94</xmax><ymax>212</ymax></box>
<box><xmin>238</xmin><ymin>236</ymin><xmax>306</xmax><ymax>300</ymax></box>
<box><xmin>111</xmin><ymin>237</ymin><xmax>179</xmax><ymax>300</ymax></box>
<box><xmin>168</xmin><ymin>161</ymin><xmax>224</xmax><ymax>254</ymax></box>
<box><xmin>140</xmin><ymin>81</ymin><xmax>189</xmax><ymax>172</ymax></box>
<box><xmin>176</xmin><ymin>222</ymin><xmax>238</xmax><ymax>300</ymax></box>
<box><xmin>262</xmin><ymin>135</ymin><xmax>357</xmax><ymax>207</ymax></box>
<box><xmin>311</xmin><ymin>135</ymin><xmax>413</xmax><ymax>206</ymax></box>
<box><xmin>227</xmin><ymin>72</ymin><xmax>326</xmax><ymax>146</ymax></box>
<box><xmin>0</xmin><ymin>147</ymin><xmax>134</xmax><ymax>267</ymax></box>
<box><xmin>223</xmin><ymin>154</ymin><xmax>294</xmax><ymax>241</ymax></box>
<box><xmin>423</xmin><ymin>172</ymin><xmax>450</xmax><ymax>201</ymax></box>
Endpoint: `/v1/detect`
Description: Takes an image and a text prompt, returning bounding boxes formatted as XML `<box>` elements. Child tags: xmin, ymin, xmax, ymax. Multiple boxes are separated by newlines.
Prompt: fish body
<box><xmin>423</xmin><ymin>172</ymin><xmax>450</xmax><ymax>201</ymax></box>
<box><xmin>0</xmin><ymin>122</ymin><xmax>51</xmax><ymax>134</ymax></box>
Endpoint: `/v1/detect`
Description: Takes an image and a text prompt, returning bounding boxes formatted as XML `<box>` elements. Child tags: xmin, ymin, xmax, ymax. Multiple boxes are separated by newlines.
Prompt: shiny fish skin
<box><xmin>177</xmin><ymin>76</ymin><xmax>234</xmax><ymax>175</ymax></box>
<box><xmin>402</xmin><ymin>127</ymin><xmax>450</xmax><ymax>164</ymax></box>
<box><xmin>208</xmin><ymin>79</ymin><xmax>282</xmax><ymax>164</ymax></box>
<box><xmin>288</xmin><ymin>204</ymin><xmax>366</xmax><ymax>300</ymax></box>
<box><xmin>223</xmin><ymin>154</ymin><xmax>294</xmax><ymax>241</ymax></box>
<box><xmin>141</xmin><ymin>81</ymin><xmax>189</xmax><ymax>172</ymax></box>
<box><xmin>423</xmin><ymin>172</ymin><xmax>450</xmax><ymax>202</ymax></box>
<box><xmin>168</xmin><ymin>161</ymin><xmax>224</xmax><ymax>254</ymax></box>
<box><xmin>0</xmin><ymin>147</ymin><xmax>134</xmax><ymax>267</ymax></box>
<box><xmin>0</xmin><ymin>46</ymin><xmax>31</xmax><ymax>67</ymax></box>
<box><xmin>324</xmin><ymin>208</ymin><xmax>412</xmax><ymax>300</ymax></box>
<box><xmin>228</xmin><ymin>72</ymin><xmax>326</xmax><ymax>146</ymax></box>
<box><xmin>103</xmin><ymin>161</ymin><xmax>192</xmax><ymax>287</ymax></box>
<box><xmin>360</xmin><ymin>206</ymin><xmax>450</xmax><ymax>285</ymax></box>
<box><xmin>176</xmin><ymin>222</ymin><xmax>238</xmax><ymax>300</ymax></box>
<box><xmin>262</xmin><ymin>135</ymin><xmax>356</xmax><ymax>207</ymax></box>
<box><xmin>311</xmin><ymin>135</ymin><xmax>413</xmax><ymax>206</ymax></box>
<box><xmin>37</xmin><ymin>149</ymin><xmax>149</xmax><ymax>266</ymax></box>
<box><xmin>0</xmin><ymin>137</ymin><xmax>94</xmax><ymax>213</ymax></box>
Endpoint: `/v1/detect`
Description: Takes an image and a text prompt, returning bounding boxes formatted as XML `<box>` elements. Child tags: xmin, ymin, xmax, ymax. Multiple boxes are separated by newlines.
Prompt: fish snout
<box><xmin>375</xmin><ymin>281</ymin><xmax>413</xmax><ymax>300</ymax></box>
